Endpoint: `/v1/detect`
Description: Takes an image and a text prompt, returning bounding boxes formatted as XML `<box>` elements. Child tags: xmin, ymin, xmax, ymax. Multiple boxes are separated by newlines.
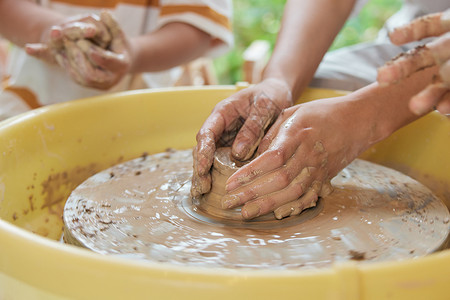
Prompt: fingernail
<box><xmin>221</xmin><ymin>194</ymin><xmax>241</xmax><ymax>209</ymax></box>
<box><xmin>411</xmin><ymin>106</ymin><xmax>428</xmax><ymax>116</ymax></box>
<box><xmin>242</xmin><ymin>202</ymin><xmax>260</xmax><ymax>219</ymax></box>
<box><xmin>275</xmin><ymin>205</ymin><xmax>297</xmax><ymax>220</ymax></box>
<box><xmin>50</xmin><ymin>27</ymin><xmax>62</xmax><ymax>38</ymax></box>
<box><xmin>409</xmin><ymin>98</ymin><xmax>427</xmax><ymax>115</ymax></box>
<box><xmin>274</xmin><ymin>207</ymin><xmax>290</xmax><ymax>220</ymax></box>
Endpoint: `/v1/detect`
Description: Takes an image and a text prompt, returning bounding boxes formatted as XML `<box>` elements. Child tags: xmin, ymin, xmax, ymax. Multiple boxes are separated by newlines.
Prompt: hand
<box><xmin>221</xmin><ymin>96</ymin><xmax>376</xmax><ymax>219</ymax></box>
<box><xmin>191</xmin><ymin>78</ymin><xmax>293</xmax><ymax>198</ymax></box>
<box><xmin>377</xmin><ymin>9</ymin><xmax>450</xmax><ymax>115</ymax></box>
<box><xmin>25</xmin><ymin>11</ymin><xmax>131</xmax><ymax>90</ymax></box>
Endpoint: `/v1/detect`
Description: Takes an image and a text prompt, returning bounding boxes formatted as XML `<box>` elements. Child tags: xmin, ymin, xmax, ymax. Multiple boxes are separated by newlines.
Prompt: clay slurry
<box><xmin>63</xmin><ymin>148</ymin><xmax>450</xmax><ymax>269</ymax></box>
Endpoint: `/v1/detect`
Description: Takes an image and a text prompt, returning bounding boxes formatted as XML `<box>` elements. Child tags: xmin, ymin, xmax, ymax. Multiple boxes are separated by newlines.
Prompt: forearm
<box><xmin>263</xmin><ymin>0</ymin><xmax>356</xmax><ymax>99</ymax></box>
<box><xmin>348</xmin><ymin>65</ymin><xmax>440</xmax><ymax>147</ymax></box>
<box><xmin>129</xmin><ymin>22</ymin><xmax>212</xmax><ymax>73</ymax></box>
<box><xmin>0</xmin><ymin>0</ymin><xmax>64</xmax><ymax>47</ymax></box>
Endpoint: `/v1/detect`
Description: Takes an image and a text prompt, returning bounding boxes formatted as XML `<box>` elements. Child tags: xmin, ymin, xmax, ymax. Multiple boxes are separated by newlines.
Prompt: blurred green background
<box><xmin>214</xmin><ymin>0</ymin><xmax>402</xmax><ymax>84</ymax></box>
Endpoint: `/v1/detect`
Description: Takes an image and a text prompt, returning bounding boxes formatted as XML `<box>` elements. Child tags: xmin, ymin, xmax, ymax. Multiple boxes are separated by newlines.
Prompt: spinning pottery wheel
<box><xmin>63</xmin><ymin>148</ymin><xmax>449</xmax><ymax>269</ymax></box>
<box><xmin>1</xmin><ymin>87</ymin><xmax>450</xmax><ymax>299</ymax></box>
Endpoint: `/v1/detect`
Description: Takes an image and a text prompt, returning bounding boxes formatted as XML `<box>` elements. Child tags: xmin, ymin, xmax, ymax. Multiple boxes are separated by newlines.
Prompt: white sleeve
<box><xmin>157</xmin><ymin>0</ymin><xmax>234</xmax><ymax>57</ymax></box>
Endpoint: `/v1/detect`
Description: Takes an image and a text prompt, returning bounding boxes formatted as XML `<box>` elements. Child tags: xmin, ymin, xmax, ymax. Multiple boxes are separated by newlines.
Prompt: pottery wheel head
<box><xmin>63</xmin><ymin>149</ymin><xmax>450</xmax><ymax>269</ymax></box>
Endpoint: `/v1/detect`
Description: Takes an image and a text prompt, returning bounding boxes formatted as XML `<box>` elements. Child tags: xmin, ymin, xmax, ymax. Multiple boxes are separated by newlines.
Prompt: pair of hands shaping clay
<box><xmin>25</xmin><ymin>11</ymin><xmax>131</xmax><ymax>90</ymax></box>
<box><xmin>192</xmin><ymin>10</ymin><xmax>450</xmax><ymax>221</ymax></box>
<box><xmin>198</xmin><ymin>147</ymin><xmax>322</xmax><ymax>220</ymax></box>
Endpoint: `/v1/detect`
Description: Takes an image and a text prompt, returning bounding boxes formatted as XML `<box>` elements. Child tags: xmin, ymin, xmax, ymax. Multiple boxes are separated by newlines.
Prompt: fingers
<box><xmin>389</xmin><ymin>11</ymin><xmax>450</xmax><ymax>45</ymax></box>
<box><xmin>190</xmin><ymin>98</ymin><xmax>245</xmax><ymax>197</ymax></box>
<box><xmin>436</xmin><ymin>92</ymin><xmax>450</xmax><ymax>114</ymax></box>
<box><xmin>319</xmin><ymin>181</ymin><xmax>334</xmax><ymax>197</ymax></box>
<box><xmin>223</xmin><ymin>132</ymin><xmax>327</xmax><ymax>216</ymax></box>
<box><xmin>78</xmin><ymin>39</ymin><xmax>129</xmax><ymax>73</ymax></box>
<box><xmin>49</xmin><ymin>14</ymin><xmax>112</xmax><ymax>50</ymax></box>
<box><xmin>377</xmin><ymin>45</ymin><xmax>436</xmax><ymax>85</ymax></box>
<box><xmin>100</xmin><ymin>11</ymin><xmax>121</xmax><ymax>38</ymax></box>
<box><xmin>60</xmin><ymin>21</ymin><xmax>98</xmax><ymax>41</ymax></box>
<box><xmin>381</xmin><ymin>11</ymin><xmax>450</xmax><ymax>117</ymax></box>
<box><xmin>190</xmin><ymin>172</ymin><xmax>212</xmax><ymax>198</ymax></box>
<box><xmin>191</xmin><ymin>136</ymin><xmax>216</xmax><ymax>197</ymax></box>
<box><xmin>25</xmin><ymin>43</ymin><xmax>56</xmax><ymax>64</ymax></box>
<box><xmin>62</xmin><ymin>14</ymin><xmax>112</xmax><ymax>47</ymax></box>
<box><xmin>226</xmin><ymin>109</ymin><xmax>301</xmax><ymax>192</ymax></box>
<box><xmin>27</xmin><ymin>12</ymin><xmax>128</xmax><ymax>90</ymax></box>
<box><xmin>191</xmin><ymin>88</ymin><xmax>271</xmax><ymax>199</ymax></box>
<box><xmin>100</xmin><ymin>11</ymin><xmax>127</xmax><ymax>52</ymax></box>
<box><xmin>190</xmin><ymin>81</ymin><xmax>293</xmax><ymax>199</ymax></box>
<box><xmin>380</xmin><ymin>11</ymin><xmax>450</xmax><ymax>85</ymax></box>
<box><xmin>226</xmin><ymin>139</ymin><xmax>299</xmax><ymax>192</ymax></box>
<box><xmin>190</xmin><ymin>114</ymin><xmax>225</xmax><ymax>198</ymax></box>
<box><xmin>63</xmin><ymin>39</ymin><xmax>116</xmax><ymax>89</ymax></box>
<box><xmin>256</xmin><ymin>108</ymin><xmax>295</xmax><ymax>155</ymax></box>
<box><xmin>86</xmin><ymin>13</ymin><xmax>113</xmax><ymax>48</ymax></box>
<box><xmin>428</xmin><ymin>31</ymin><xmax>450</xmax><ymax>62</ymax></box>
<box><xmin>273</xmin><ymin>183</ymin><xmax>320</xmax><ymax>220</ymax></box>
<box><xmin>54</xmin><ymin>50</ymin><xmax>85</xmax><ymax>86</ymax></box>
<box><xmin>63</xmin><ymin>40</ymin><xmax>92</xmax><ymax>86</ymax></box>
<box><xmin>193</xmin><ymin>95</ymin><xmax>254</xmax><ymax>176</ymax></box>
<box><xmin>222</xmin><ymin>165</ymin><xmax>314</xmax><ymax>210</ymax></box>
<box><xmin>239</xmin><ymin>178</ymin><xmax>332</xmax><ymax>220</ymax></box>
<box><xmin>195</xmin><ymin>115</ymin><xmax>226</xmax><ymax>175</ymax></box>
<box><xmin>240</xmin><ymin>168</ymin><xmax>324</xmax><ymax>220</ymax></box>
<box><xmin>231</xmin><ymin>93</ymin><xmax>280</xmax><ymax>161</ymax></box>
<box><xmin>409</xmin><ymin>82</ymin><xmax>449</xmax><ymax>115</ymax></box>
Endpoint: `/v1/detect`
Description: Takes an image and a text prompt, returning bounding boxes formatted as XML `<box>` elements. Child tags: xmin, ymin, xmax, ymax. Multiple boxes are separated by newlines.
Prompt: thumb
<box><xmin>25</xmin><ymin>43</ymin><xmax>57</xmax><ymax>64</ymax></box>
<box><xmin>100</xmin><ymin>10</ymin><xmax>128</xmax><ymax>53</ymax></box>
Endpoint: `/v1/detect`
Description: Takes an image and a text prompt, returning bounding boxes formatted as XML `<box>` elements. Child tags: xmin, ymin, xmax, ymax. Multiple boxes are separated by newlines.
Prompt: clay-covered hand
<box><xmin>191</xmin><ymin>78</ymin><xmax>293</xmax><ymax>199</ymax></box>
<box><xmin>377</xmin><ymin>9</ymin><xmax>450</xmax><ymax>115</ymax></box>
<box><xmin>25</xmin><ymin>11</ymin><xmax>131</xmax><ymax>90</ymax></box>
<box><xmin>221</xmin><ymin>96</ymin><xmax>375</xmax><ymax>220</ymax></box>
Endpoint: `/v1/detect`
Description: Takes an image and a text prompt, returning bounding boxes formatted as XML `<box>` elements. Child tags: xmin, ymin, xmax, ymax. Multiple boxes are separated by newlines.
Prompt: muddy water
<box><xmin>63</xmin><ymin>149</ymin><xmax>450</xmax><ymax>269</ymax></box>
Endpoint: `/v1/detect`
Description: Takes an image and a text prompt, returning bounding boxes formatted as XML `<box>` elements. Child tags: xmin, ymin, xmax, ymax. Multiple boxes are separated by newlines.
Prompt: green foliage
<box><xmin>214</xmin><ymin>0</ymin><xmax>286</xmax><ymax>84</ymax></box>
<box><xmin>214</xmin><ymin>0</ymin><xmax>402</xmax><ymax>84</ymax></box>
<box><xmin>330</xmin><ymin>0</ymin><xmax>402</xmax><ymax>50</ymax></box>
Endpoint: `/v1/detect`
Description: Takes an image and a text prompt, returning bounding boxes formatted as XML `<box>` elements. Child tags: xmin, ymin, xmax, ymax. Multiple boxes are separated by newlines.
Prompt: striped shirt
<box><xmin>0</xmin><ymin>0</ymin><xmax>233</xmax><ymax>120</ymax></box>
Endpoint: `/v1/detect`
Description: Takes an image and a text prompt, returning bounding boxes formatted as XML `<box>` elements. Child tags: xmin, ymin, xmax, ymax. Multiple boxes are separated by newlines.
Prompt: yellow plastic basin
<box><xmin>0</xmin><ymin>86</ymin><xmax>449</xmax><ymax>299</ymax></box>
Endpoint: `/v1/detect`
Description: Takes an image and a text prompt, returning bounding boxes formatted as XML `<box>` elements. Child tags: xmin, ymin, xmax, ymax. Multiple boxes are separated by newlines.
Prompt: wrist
<box><xmin>261</xmin><ymin>71</ymin><xmax>296</xmax><ymax>97</ymax></box>
<box><xmin>258</xmin><ymin>77</ymin><xmax>294</xmax><ymax>105</ymax></box>
<box><xmin>262</xmin><ymin>64</ymin><xmax>310</xmax><ymax>101</ymax></box>
<box><xmin>25</xmin><ymin>7</ymin><xmax>65</xmax><ymax>45</ymax></box>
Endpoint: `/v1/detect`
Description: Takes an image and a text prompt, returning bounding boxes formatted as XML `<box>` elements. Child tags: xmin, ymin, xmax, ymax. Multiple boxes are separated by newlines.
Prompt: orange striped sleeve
<box><xmin>50</xmin><ymin>0</ymin><xmax>159</xmax><ymax>8</ymax></box>
<box><xmin>2</xmin><ymin>77</ymin><xmax>41</xmax><ymax>109</ymax></box>
<box><xmin>160</xmin><ymin>5</ymin><xmax>231</xmax><ymax>30</ymax></box>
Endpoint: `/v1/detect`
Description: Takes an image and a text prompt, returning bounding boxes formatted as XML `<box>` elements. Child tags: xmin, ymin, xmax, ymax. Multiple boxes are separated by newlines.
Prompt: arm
<box><xmin>129</xmin><ymin>22</ymin><xmax>212</xmax><ymax>73</ymax></box>
<box><xmin>264</xmin><ymin>0</ymin><xmax>357</xmax><ymax>99</ymax></box>
<box><xmin>226</xmin><ymin>65</ymin><xmax>439</xmax><ymax>219</ymax></box>
<box><xmin>226</xmin><ymin>8</ymin><xmax>450</xmax><ymax>220</ymax></box>
<box><xmin>0</xmin><ymin>0</ymin><xmax>64</xmax><ymax>47</ymax></box>
<box><xmin>191</xmin><ymin>0</ymin><xmax>357</xmax><ymax>197</ymax></box>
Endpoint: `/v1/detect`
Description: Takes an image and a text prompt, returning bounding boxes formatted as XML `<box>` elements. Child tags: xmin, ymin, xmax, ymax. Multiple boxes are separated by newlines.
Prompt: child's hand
<box><xmin>25</xmin><ymin>11</ymin><xmax>131</xmax><ymax>90</ymax></box>
<box><xmin>377</xmin><ymin>10</ymin><xmax>450</xmax><ymax>115</ymax></box>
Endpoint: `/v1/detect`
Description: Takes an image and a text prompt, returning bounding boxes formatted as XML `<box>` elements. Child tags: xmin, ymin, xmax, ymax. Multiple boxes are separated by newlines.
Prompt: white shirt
<box><xmin>0</xmin><ymin>0</ymin><xmax>233</xmax><ymax>120</ymax></box>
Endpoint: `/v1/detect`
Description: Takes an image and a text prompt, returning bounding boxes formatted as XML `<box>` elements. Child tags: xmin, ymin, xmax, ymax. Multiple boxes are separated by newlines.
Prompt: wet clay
<box><xmin>198</xmin><ymin>147</ymin><xmax>276</xmax><ymax>221</ymax></box>
<box><xmin>63</xmin><ymin>149</ymin><xmax>450</xmax><ymax>269</ymax></box>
